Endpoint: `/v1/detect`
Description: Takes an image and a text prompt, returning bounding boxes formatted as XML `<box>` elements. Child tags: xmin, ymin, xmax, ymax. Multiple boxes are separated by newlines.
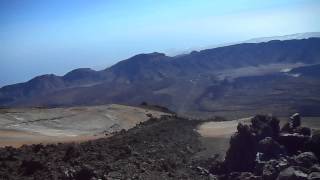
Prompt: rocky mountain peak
<box><xmin>129</xmin><ymin>52</ymin><xmax>168</xmax><ymax>62</ymax></box>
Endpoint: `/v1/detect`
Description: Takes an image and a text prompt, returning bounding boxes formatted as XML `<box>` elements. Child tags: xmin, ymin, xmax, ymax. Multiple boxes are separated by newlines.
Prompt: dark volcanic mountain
<box><xmin>1</xmin><ymin>38</ymin><xmax>320</xmax><ymax>117</ymax></box>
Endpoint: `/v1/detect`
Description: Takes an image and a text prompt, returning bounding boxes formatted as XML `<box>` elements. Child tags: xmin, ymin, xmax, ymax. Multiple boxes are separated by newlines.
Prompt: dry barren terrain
<box><xmin>0</xmin><ymin>104</ymin><xmax>167</xmax><ymax>147</ymax></box>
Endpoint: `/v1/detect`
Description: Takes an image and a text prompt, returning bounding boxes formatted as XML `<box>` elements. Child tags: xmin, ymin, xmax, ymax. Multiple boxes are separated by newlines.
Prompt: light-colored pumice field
<box><xmin>0</xmin><ymin>104</ymin><xmax>167</xmax><ymax>147</ymax></box>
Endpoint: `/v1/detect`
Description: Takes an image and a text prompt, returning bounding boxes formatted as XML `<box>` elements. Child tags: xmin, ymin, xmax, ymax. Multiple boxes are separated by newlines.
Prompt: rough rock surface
<box><xmin>277</xmin><ymin>166</ymin><xmax>308</xmax><ymax>180</ymax></box>
<box><xmin>294</xmin><ymin>152</ymin><xmax>318</xmax><ymax>168</ymax></box>
<box><xmin>278</xmin><ymin>133</ymin><xmax>310</xmax><ymax>154</ymax></box>
<box><xmin>214</xmin><ymin>113</ymin><xmax>320</xmax><ymax>180</ymax></box>
<box><xmin>309</xmin><ymin>131</ymin><xmax>320</xmax><ymax>159</ymax></box>
<box><xmin>251</xmin><ymin>115</ymin><xmax>280</xmax><ymax>140</ymax></box>
<box><xmin>308</xmin><ymin>172</ymin><xmax>320</xmax><ymax>180</ymax></box>
<box><xmin>0</xmin><ymin>113</ymin><xmax>319</xmax><ymax>180</ymax></box>
<box><xmin>258</xmin><ymin>137</ymin><xmax>283</xmax><ymax>160</ymax></box>
<box><xmin>0</xmin><ymin>115</ymin><xmax>211</xmax><ymax>180</ymax></box>
<box><xmin>224</xmin><ymin>115</ymin><xmax>281</xmax><ymax>172</ymax></box>
<box><xmin>224</xmin><ymin>123</ymin><xmax>257</xmax><ymax>172</ymax></box>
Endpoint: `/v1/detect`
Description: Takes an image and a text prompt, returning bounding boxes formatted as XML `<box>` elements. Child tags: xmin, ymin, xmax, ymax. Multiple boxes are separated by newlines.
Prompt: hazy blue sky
<box><xmin>1</xmin><ymin>0</ymin><xmax>320</xmax><ymax>87</ymax></box>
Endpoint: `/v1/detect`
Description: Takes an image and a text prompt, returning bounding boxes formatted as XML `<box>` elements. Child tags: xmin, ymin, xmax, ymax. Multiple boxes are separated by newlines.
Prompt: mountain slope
<box><xmin>1</xmin><ymin>38</ymin><xmax>320</xmax><ymax>117</ymax></box>
<box><xmin>182</xmin><ymin>32</ymin><xmax>320</xmax><ymax>52</ymax></box>
<box><xmin>244</xmin><ymin>32</ymin><xmax>320</xmax><ymax>43</ymax></box>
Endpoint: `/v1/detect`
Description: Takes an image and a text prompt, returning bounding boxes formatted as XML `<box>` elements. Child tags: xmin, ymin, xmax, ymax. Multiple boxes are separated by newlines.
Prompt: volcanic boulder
<box><xmin>277</xmin><ymin>166</ymin><xmax>308</xmax><ymax>180</ymax></box>
<box><xmin>258</xmin><ymin>137</ymin><xmax>284</xmax><ymax>160</ymax></box>
<box><xmin>221</xmin><ymin>113</ymin><xmax>320</xmax><ymax>180</ymax></box>
<box><xmin>224</xmin><ymin>123</ymin><xmax>258</xmax><ymax>172</ymax></box>
<box><xmin>309</xmin><ymin>131</ymin><xmax>320</xmax><ymax>159</ymax></box>
<box><xmin>294</xmin><ymin>152</ymin><xmax>318</xmax><ymax>169</ymax></box>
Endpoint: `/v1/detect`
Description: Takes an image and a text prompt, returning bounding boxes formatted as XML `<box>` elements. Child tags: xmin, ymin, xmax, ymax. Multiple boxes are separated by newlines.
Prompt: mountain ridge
<box><xmin>174</xmin><ymin>32</ymin><xmax>320</xmax><ymax>54</ymax></box>
<box><xmin>1</xmin><ymin>38</ymin><xmax>320</xmax><ymax>117</ymax></box>
<box><xmin>2</xmin><ymin>37</ymin><xmax>320</xmax><ymax>89</ymax></box>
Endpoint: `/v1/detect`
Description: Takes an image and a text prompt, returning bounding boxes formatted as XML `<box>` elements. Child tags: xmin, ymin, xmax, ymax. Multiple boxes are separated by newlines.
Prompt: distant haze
<box><xmin>1</xmin><ymin>0</ymin><xmax>320</xmax><ymax>87</ymax></box>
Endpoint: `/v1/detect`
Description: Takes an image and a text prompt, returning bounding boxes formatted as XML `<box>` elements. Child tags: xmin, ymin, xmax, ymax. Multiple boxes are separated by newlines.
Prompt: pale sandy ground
<box><xmin>196</xmin><ymin>117</ymin><xmax>251</xmax><ymax>159</ymax></box>
<box><xmin>0</xmin><ymin>104</ymin><xmax>167</xmax><ymax>147</ymax></box>
<box><xmin>0</xmin><ymin>129</ymin><xmax>105</xmax><ymax>147</ymax></box>
<box><xmin>197</xmin><ymin>117</ymin><xmax>252</xmax><ymax>138</ymax></box>
<box><xmin>196</xmin><ymin>117</ymin><xmax>320</xmax><ymax>159</ymax></box>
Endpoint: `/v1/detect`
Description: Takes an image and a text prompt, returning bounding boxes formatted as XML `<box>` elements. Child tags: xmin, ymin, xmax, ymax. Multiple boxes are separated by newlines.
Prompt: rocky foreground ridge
<box><xmin>213</xmin><ymin>113</ymin><xmax>320</xmax><ymax>180</ymax></box>
<box><xmin>0</xmin><ymin>113</ymin><xmax>319</xmax><ymax>179</ymax></box>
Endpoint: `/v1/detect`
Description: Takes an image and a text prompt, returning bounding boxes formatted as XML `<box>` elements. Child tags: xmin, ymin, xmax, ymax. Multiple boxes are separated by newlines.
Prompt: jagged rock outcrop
<box><xmin>260</xmin><ymin>158</ymin><xmax>289</xmax><ymax>180</ymax></box>
<box><xmin>251</xmin><ymin>115</ymin><xmax>280</xmax><ymax>140</ymax></box>
<box><xmin>258</xmin><ymin>137</ymin><xmax>283</xmax><ymax>160</ymax></box>
<box><xmin>277</xmin><ymin>166</ymin><xmax>308</xmax><ymax>180</ymax></box>
<box><xmin>309</xmin><ymin>131</ymin><xmax>320</xmax><ymax>159</ymax></box>
<box><xmin>294</xmin><ymin>152</ymin><xmax>318</xmax><ymax>169</ymax></box>
<box><xmin>278</xmin><ymin>133</ymin><xmax>310</xmax><ymax>154</ymax></box>
<box><xmin>279</xmin><ymin>113</ymin><xmax>312</xmax><ymax>154</ymax></box>
<box><xmin>224</xmin><ymin>123</ymin><xmax>258</xmax><ymax>172</ymax></box>
<box><xmin>219</xmin><ymin>113</ymin><xmax>320</xmax><ymax>180</ymax></box>
<box><xmin>224</xmin><ymin>115</ymin><xmax>281</xmax><ymax>172</ymax></box>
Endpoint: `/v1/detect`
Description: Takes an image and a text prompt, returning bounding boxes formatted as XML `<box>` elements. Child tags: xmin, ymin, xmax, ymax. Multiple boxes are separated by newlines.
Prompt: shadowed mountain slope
<box><xmin>1</xmin><ymin>38</ymin><xmax>320</xmax><ymax>117</ymax></box>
